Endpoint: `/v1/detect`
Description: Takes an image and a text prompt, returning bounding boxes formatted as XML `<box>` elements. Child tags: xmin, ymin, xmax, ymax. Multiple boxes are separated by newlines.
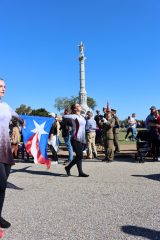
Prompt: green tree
<box><xmin>87</xmin><ymin>96</ymin><xmax>97</xmax><ymax>110</ymax></box>
<box><xmin>54</xmin><ymin>97</ymin><xmax>74</xmax><ymax>112</ymax></box>
<box><xmin>16</xmin><ymin>104</ymin><xmax>50</xmax><ymax>117</ymax></box>
<box><xmin>15</xmin><ymin>104</ymin><xmax>32</xmax><ymax>115</ymax></box>
<box><xmin>31</xmin><ymin>108</ymin><xmax>49</xmax><ymax>117</ymax></box>
<box><xmin>54</xmin><ymin>96</ymin><xmax>97</xmax><ymax>112</ymax></box>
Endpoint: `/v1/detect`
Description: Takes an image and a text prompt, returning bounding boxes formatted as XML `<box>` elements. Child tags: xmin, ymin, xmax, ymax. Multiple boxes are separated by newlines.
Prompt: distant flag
<box><xmin>106</xmin><ymin>101</ymin><xmax>110</xmax><ymax>112</ymax></box>
<box><xmin>20</xmin><ymin>115</ymin><xmax>54</xmax><ymax>169</ymax></box>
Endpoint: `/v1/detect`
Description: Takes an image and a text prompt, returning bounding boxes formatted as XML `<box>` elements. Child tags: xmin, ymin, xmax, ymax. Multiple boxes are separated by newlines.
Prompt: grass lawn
<box><xmin>59</xmin><ymin>128</ymin><xmax>146</xmax><ymax>145</ymax></box>
<box><xmin>119</xmin><ymin>128</ymin><xmax>147</xmax><ymax>144</ymax></box>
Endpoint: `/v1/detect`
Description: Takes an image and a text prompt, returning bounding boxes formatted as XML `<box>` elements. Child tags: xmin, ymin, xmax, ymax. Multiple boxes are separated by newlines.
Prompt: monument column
<box><xmin>78</xmin><ymin>42</ymin><xmax>89</xmax><ymax>113</ymax></box>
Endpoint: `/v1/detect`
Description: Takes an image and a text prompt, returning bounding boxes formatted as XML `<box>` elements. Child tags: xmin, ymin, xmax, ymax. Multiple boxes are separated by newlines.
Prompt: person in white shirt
<box><xmin>64</xmin><ymin>103</ymin><xmax>89</xmax><ymax>177</ymax></box>
<box><xmin>0</xmin><ymin>78</ymin><xmax>23</xmax><ymax>229</ymax></box>
<box><xmin>129</xmin><ymin>113</ymin><xmax>137</xmax><ymax>141</ymax></box>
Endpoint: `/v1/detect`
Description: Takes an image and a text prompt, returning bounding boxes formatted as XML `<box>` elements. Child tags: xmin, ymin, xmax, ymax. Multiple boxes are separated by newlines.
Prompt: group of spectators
<box><xmin>8</xmin><ymin>102</ymin><xmax>160</xmax><ymax>169</ymax></box>
<box><xmin>48</xmin><ymin>105</ymin><xmax>160</xmax><ymax>167</ymax></box>
<box><xmin>47</xmin><ymin>106</ymin><xmax>121</xmax><ymax>166</ymax></box>
<box><xmin>8</xmin><ymin>104</ymin><xmax>160</xmax><ymax>166</ymax></box>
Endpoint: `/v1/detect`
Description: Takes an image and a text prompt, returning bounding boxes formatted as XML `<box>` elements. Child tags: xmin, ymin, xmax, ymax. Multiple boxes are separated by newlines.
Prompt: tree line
<box><xmin>15</xmin><ymin>96</ymin><xmax>97</xmax><ymax>116</ymax></box>
<box><xmin>15</xmin><ymin>96</ymin><xmax>144</xmax><ymax>127</ymax></box>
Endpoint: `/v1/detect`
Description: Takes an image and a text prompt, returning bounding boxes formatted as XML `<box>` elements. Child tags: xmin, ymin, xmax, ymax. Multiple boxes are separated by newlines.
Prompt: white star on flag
<box><xmin>31</xmin><ymin>120</ymin><xmax>48</xmax><ymax>141</ymax></box>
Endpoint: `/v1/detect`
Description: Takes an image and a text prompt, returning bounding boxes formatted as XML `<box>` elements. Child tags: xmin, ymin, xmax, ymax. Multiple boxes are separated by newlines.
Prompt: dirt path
<box><xmin>57</xmin><ymin>143</ymin><xmax>137</xmax><ymax>160</ymax></box>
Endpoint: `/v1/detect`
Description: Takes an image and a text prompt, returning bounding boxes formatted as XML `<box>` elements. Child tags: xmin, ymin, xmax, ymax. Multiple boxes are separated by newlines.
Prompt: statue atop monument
<box><xmin>79</xmin><ymin>42</ymin><xmax>84</xmax><ymax>56</ymax></box>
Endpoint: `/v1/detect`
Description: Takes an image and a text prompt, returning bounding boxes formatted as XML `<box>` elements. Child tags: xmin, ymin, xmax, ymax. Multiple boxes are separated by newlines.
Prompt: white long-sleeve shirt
<box><xmin>63</xmin><ymin>114</ymin><xmax>86</xmax><ymax>144</ymax></box>
<box><xmin>0</xmin><ymin>100</ymin><xmax>20</xmax><ymax>164</ymax></box>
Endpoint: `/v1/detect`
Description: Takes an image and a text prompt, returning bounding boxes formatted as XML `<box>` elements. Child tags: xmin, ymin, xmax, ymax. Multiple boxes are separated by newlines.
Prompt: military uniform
<box><xmin>102</xmin><ymin>117</ymin><xmax>115</xmax><ymax>162</ymax></box>
<box><xmin>111</xmin><ymin>109</ymin><xmax>120</xmax><ymax>153</ymax></box>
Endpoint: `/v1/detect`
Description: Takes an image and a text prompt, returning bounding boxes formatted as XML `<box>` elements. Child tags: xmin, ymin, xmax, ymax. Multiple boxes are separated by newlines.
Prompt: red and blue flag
<box><xmin>20</xmin><ymin>115</ymin><xmax>54</xmax><ymax>169</ymax></box>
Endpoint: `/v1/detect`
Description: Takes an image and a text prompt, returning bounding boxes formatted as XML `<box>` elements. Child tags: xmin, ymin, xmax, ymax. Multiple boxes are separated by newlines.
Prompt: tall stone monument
<box><xmin>78</xmin><ymin>42</ymin><xmax>90</xmax><ymax>113</ymax></box>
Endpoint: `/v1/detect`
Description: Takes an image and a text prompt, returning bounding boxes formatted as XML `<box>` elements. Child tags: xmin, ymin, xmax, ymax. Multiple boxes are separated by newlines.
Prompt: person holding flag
<box><xmin>0</xmin><ymin>78</ymin><xmax>24</xmax><ymax>229</ymax></box>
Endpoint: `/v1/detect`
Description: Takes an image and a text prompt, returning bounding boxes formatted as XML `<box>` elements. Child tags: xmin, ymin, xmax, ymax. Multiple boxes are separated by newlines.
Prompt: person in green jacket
<box><xmin>99</xmin><ymin>110</ymin><xmax>115</xmax><ymax>162</ymax></box>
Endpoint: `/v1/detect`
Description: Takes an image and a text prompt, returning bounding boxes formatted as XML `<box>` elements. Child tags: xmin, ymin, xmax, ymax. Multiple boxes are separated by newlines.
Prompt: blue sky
<box><xmin>0</xmin><ymin>0</ymin><xmax>160</xmax><ymax>120</ymax></box>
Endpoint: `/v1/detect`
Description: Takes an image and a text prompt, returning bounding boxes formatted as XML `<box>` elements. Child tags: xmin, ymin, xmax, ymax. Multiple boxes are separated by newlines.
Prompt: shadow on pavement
<box><xmin>7</xmin><ymin>182</ymin><xmax>24</xmax><ymax>190</ymax></box>
<box><xmin>121</xmin><ymin>225</ymin><xmax>160</xmax><ymax>240</ymax></box>
<box><xmin>10</xmin><ymin>166</ymin><xmax>67</xmax><ymax>177</ymax></box>
<box><xmin>114</xmin><ymin>154</ymin><xmax>135</xmax><ymax>163</ymax></box>
<box><xmin>132</xmin><ymin>174</ymin><xmax>160</xmax><ymax>182</ymax></box>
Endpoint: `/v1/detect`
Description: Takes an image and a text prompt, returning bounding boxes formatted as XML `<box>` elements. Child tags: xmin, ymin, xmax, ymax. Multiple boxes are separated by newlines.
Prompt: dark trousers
<box><xmin>0</xmin><ymin>163</ymin><xmax>11</xmax><ymax>217</ymax></box>
<box><xmin>48</xmin><ymin>145</ymin><xmax>58</xmax><ymax>162</ymax></box>
<box><xmin>125</xmin><ymin>127</ymin><xmax>133</xmax><ymax>139</ymax></box>
<box><xmin>67</xmin><ymin>140</ymin><xmax>84</xmax><ymax>174</ymax></box>
<box><xmin>21</xmin><ymin>143</ymin><xmax>29</xmax><ymax>160</ymax></box>
<box><xmin>149</xmin><ymin>132</ymin><xmax>160</xmax><ymax>158</ymax></box>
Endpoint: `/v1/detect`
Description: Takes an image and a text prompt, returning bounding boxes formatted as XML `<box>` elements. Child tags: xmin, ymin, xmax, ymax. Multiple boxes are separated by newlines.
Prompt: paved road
<box><xmin>2</xmin><ymin>151</ymin><xmax>160</xmax><ymax>240</ymax></box>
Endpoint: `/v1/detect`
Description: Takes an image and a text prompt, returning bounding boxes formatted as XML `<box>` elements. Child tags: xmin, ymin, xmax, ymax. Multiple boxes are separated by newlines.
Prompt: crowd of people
<box><xmin>7</xmin><ymin>98</ymin><xmax>160</xmax><ymax>167</ymax></box>
<box><xmin>46</xmin><ymin>105</ymin><xmax>160</xmax><ymax>166</ymax></box>
<box><xmin>8</xmin><ymin>102</ymin><xmax>159</xmax><ymax>166</ymax></box>
<box><xmin>49</xmin><ymin>106</ymin><xmax>121</xmax><ymax>165</ymax></box>
<box><xmin>1</xmin><ymin>76</ymin><xmax>160</xmax><ymax>233</ymax></box>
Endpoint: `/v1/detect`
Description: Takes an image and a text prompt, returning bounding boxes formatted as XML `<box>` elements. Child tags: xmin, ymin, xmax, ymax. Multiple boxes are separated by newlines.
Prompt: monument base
<box><xmin>80</xmin><ymin>104</ymin><xmax>91</xmax><ymax>114</ymax></box>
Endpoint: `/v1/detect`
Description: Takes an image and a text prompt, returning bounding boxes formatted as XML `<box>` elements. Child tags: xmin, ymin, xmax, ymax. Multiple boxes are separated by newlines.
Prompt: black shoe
<box><xmin>63</xmin><ymin>160</ymin><xmax>69</xmax><ymax>165</ymax></box>
<box><xmin>114</xmin><ymin>150</ymin><xmax>120</xmax><ymax>153</ymax></box>
<box><xmin>93</xmin><ymin>152</ymin><xmax>97</xmax><ymax>158</ymax></box>
<box><xmin>79</xmin><ymin>173</ymin><xmax>89</xmax><ymax>177</ymax></box>
<box><xmin>65</xmin><ymin>166</ymin><xmax>71</xmax><ymax>176</ymax></box>
<box><xmin>0</xmin><ymin>217</ymin><xmax>11</xmax><ymax>228</ymax></box>
<box><xmin>106</xmin><ymin>160</ymin><xmax>112</xmax><ymax>163</ymax></box>
<box><xmin>139</xmin><ymin>158</ymin><xmax>145</xmax><ymax>163</ymax></box>
<box><xmin>102</xmin><ymin>158</ymin><xmax>107</xmax><ymax>162</ymax></box>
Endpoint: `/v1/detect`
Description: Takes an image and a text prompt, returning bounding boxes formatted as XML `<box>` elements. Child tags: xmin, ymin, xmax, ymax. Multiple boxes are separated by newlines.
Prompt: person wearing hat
<box><xmin>111</xmin><ymin>109</ymin><xmax>120</xmax><ymax>153</ymax></box>
<box><xmin>99</xmin><ymin>109</ymin><xmax>115</xmax><ymax>162</ymax></box>
<box><xmin>145</xmin><ymin>106</ymin><xmax>159</xmax><ymax>159</ymax></box>
<box><xmin>94</xmin><ymin>110</ymin><xmax>103</xmax><ymax>127</ymax></box>
<box><xmin>94</xmin><ymin>110</ymin><xmax>103</xmax><ymax>128</ymax></box>
<box><xmin>145</xmin><ymin>106</ymin><xmax>157</xmax><ymax>130</ymax></box>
